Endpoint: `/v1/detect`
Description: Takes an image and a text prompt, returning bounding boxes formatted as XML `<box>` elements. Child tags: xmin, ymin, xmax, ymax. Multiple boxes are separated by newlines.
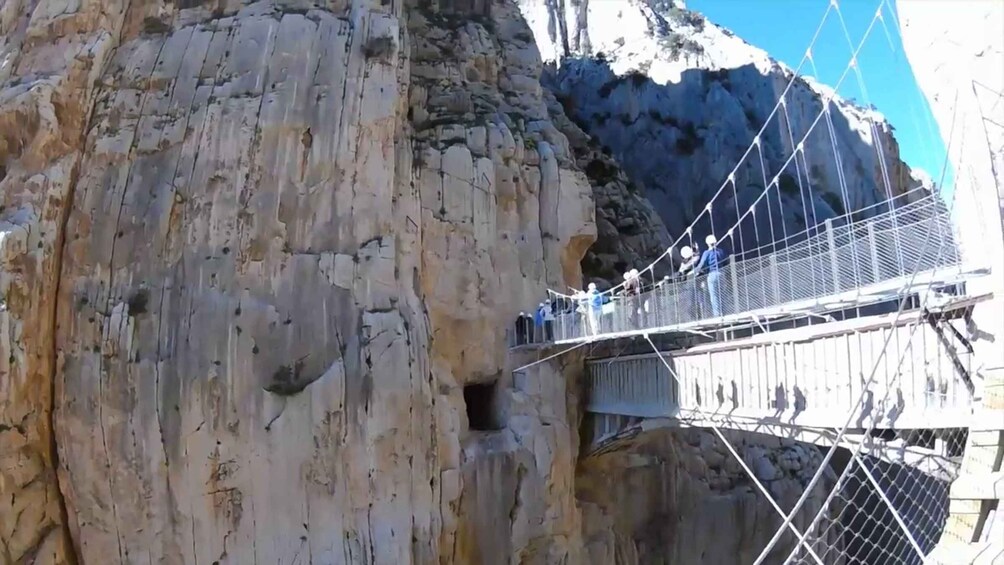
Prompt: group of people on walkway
<box><xmin>512</xmin><ymin>298</ymin><xmax>565</xmax><ymax>346</ymax></box>
<box><xmin>512</xmin><ymin>234</ymin><xmax>728</xmax><ymax>345</ymax></box>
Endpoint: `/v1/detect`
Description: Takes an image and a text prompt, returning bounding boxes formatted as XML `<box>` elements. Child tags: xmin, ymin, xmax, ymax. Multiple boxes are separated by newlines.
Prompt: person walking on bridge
<box><xmin>678</xmin><ymin>245</ymin><xmax>698</xmax><ymax>277</ymax></box>
<box><xmin>678</xmin><ymin>245</ymin><xmax>700</xmax><ymax>321</ymax></box>
<box><xmin>585</xmin><ymin>282</ymin><xmax>602</xmax><ymax>336</ymax></box>
<box><xmin>693</xmin><ymin>234</ymin><xmax>725</xmax><ymax>318</ymax></box>
<box><xmin>543</xmin><ymin>299</ymin><xmax>555</xmax><ymax>341</ymax></box>
<box><xmin>622</xmin><ymin>269</ymin><xmax>642</xmax><ymax>329</ymax></box>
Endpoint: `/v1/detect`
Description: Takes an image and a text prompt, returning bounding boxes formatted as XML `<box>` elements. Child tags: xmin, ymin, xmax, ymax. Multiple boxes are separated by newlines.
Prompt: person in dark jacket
<box><xmin>678</xmin><ymin>245</ymin><xmax>700</xmax><ymax>320</ymax></box>
<box><xmin>622</xmin><ymin>269</ymin><xmax>642</xmax><ymax>328</ymax></box>
<box><xmin>514</xmin><ymin>312</ymin><xmax>528</xmax><ymax>345</ymax></box>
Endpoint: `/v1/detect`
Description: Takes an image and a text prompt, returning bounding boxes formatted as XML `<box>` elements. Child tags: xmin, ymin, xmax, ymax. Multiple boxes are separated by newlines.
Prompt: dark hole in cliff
<box><xmin>464</xmin><ymin>380</ymin><xmax>504</xmax><ymax>431</ymax></box>
<box><xmin>778</xmin><ymin>172</ymin><xmax>800</xmax><ymax>196</ymax></box>
<box><xmin>265</xmin><ymin>357</ymin><xmax>318</xmax><ymax>396</ymax></box>
<box><xmin>674</xmin><ymin>123</ymin><xmax>703</xmax><ymax>156</ymax></box>
<box><xmin>127</xmin><ymin>289</ymin><xmax>149</xmax><ymax>315</ymax></box>
<box><xmin>626</xmin><ymin>70</ymin><xmax>648</xmax><ymax>88</ymax></box>
<box><xmin>584</xmin><ymin>159</ymin><xmax>618</xmax><ymax>185</ymax></box>
<box><xmin>363</xmin><ymin>36</ymin><xmax>395</xmax><ymax>60</ymax></box>
<box><xmin>141</xmin><ymin>16</ymin><xmax>172</xmax><ymax>35</ymax></box>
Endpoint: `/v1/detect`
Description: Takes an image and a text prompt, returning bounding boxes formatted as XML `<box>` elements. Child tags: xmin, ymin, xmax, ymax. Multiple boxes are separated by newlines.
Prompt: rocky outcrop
<box><xmin>577</xmin><ymin>428</ymin><xmax>839</xmax><ymax>564</ymax></box>
<box><xmin>2</xmin><ymin>0</ymin><xmax>595</xmax><ymax>563</ymax></box>
<box><xmin>542</xmin><ymin>84</ymin><xmax>671</xmax><ymax>286</ymax></box>
<box><xmin>519</xmin><ymin>0</ymin><xmax>925</xmax><ymax>247</ymax></box>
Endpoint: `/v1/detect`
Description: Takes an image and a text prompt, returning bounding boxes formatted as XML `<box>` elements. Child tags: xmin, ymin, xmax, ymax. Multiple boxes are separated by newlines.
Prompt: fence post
<box><xmin>769</xmin><ymin>253</ymin><xmax>781</xmax><ymax>304</ymax></box>
<box><xmin>826</xmin><ymin>218</ymin><xmax>840</xmax><ymax>293</ymax></box>
<box><xmin>867</xmin><ymin>222</ymin><xmax>881</xmax><ymax>284</ymax></box>
<box><xmin>730</xmin><ymin>263</ymin><xmax>741</xmax><ymax>316</ymax></box>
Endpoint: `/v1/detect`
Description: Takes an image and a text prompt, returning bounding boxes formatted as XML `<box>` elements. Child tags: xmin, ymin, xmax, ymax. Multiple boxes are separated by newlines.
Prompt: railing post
<box><xmin>769</xmin><ymin>253</ymin><xmax>781</xmax><ymax>304</ymax></box>
<box><xmin>867</xmin><ymin>222</ymin><xmax>881</xmax><ymax>284</ymax></box>
<box><xmin>826</xmin><ymin>218</ymin><xmax>840</xmax><ymax>293</ymax></box>
<box><xmin>730</xmin><ymin>263</ymin><xmax>741</xmax><ymax>316</ymax></box>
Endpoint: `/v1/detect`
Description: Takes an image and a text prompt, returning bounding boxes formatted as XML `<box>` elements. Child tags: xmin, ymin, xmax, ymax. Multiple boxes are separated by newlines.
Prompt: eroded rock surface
<box><xmin>543</xmin><ymin>85</ymin><xmax>671</xmax><ymax>286</ymax></box>
<box><xmin>3</xmin><ymin>0</ymin><xmax>595</xmax><ymax>563</ymax></box>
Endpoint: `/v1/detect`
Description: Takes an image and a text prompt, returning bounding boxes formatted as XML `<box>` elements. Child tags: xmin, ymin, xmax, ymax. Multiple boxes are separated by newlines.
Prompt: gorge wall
<box><xmin>2</xmin><ymin>0</ymin><xmax>599</xmax><ymax>562</ymax></box>
<box><xmin>898</xmin><ymin>2</ymin><xmax>1004</xmax><ymax>553</ymax></box>
<box><xmin>519</xmin><ymin>0</ymin><xmax>925</xmax><ymax>258</ymax></box>
<box><xmin>1</xmin><ymin>0</ymin><xmax>939</xmax><ymax>564</ymax></box>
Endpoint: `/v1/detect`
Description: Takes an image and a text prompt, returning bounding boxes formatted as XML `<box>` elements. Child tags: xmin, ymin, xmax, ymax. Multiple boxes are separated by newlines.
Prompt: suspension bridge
<box><xmin>510</xmin><ymin>0</ymin><xmax>1004</xmax><ymax>563</ymax></box>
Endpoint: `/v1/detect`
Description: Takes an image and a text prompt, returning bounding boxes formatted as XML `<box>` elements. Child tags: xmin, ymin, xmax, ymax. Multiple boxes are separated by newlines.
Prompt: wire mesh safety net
<box><xmin>537</xmin><ymin>193</ymin><xmax>966</xmax><ymax>345</ymax></box>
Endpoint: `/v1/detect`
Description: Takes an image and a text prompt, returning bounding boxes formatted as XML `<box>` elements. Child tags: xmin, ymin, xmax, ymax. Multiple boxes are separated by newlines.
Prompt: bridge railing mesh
<box><xmin>780</xmin><ymin>432</ymin><xmax>966</xmax><ymax>565</ymax></box>
<box><xmin>530</xmin><ymin>195</ymin><xmax>964</xmax><ymax>345</ymax></box>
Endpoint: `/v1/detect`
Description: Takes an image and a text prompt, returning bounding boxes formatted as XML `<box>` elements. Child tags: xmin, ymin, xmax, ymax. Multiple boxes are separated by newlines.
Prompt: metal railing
<box><xmin>510</xmin><ymin>195</ymin><xmax>972</xmax><ymax>347</ymax></box>
<box><xmin>583</xmin><ymin>313</ymin><xmax>975</xmax><ymax>429</ymax></box>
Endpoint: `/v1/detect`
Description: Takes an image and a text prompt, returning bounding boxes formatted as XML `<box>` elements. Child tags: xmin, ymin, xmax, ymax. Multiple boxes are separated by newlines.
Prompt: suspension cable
<box><xmin>756</xmin><ymin>74</ymin><xmax>967</xmax><ymax>563</ymax></box>
<box><xmin>642</xmin><ymin>334</ymin><xmax>827</xmax><ymax>565</ymax></box>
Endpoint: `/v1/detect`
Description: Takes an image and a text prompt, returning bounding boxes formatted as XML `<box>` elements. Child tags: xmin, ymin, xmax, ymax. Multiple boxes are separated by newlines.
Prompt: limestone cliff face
<box><xmin>1</xmin><ymin>0</ymin><xmax>595</xmax><ymax>563</ymax></box>
<box><xmin>518</xmin><ymin>0</ymin><xmax>925</xmax><ymax>246</ymax></box>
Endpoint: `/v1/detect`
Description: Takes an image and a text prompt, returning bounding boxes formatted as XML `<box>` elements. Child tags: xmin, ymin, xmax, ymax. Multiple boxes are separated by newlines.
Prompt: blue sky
<box><xmin>688</xmin><ymin>0</ymin><xmax>950</xmax><ymax>185</ymax></box>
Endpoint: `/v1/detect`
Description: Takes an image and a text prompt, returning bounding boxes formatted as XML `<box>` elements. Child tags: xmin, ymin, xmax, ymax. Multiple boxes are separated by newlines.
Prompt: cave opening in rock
<box><xmin>464</xmin><ymin>380</ymin><xmax>505</xmax><ymax>431</ymax></box>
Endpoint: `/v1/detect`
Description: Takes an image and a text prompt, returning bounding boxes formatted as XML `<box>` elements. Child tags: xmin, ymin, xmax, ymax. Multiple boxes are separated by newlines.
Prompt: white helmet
<box><xmin>623</xmin><ymin>271</ymin><xmax>632</xmax><ymax>280</ymax></box>
<box><xmin>680</xmin><ymin>245</ymin><xmax>693</xmax><ymax>259</ymax></box>
<box><xmin>588</xmin><ymin>282</ymin><xmax>597</xmax><ymax>290</ymax></box>
<box><xmin>705</xmin><ymin>234</ymin><xmax>717</xmax><ymax>246</ymax></box>
<box><xmin>630</xmin><ymin>268</ymin><xmax>639</xmax><ymax>277</ymax></box>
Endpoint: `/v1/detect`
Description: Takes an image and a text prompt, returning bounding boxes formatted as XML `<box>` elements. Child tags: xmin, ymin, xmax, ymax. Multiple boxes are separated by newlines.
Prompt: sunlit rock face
<box><xmin>519</xmin><ymin>0</ymin><xmax>925</xmax><ymax>250</ymax></box>
<box><xmin>1</xmin><ymin>0</ymin><xmax>954</xmax><ymax>562</ymax></box>
<box><xmin>2</xmin><ymin>0</ymin><xmax>596</xmax><ymax>562</ymax></box>
<box><xmin>898</xmin><ymin>6</ymin><xmax>1004</xmax><ymax>552</ymax></box>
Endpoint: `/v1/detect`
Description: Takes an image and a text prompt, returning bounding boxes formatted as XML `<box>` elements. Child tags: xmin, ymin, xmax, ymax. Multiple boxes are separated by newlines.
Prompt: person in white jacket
<box><xmin>678</xmin><ymin>245</ymin><xmax>699</xmax><ymax>277</ymax></box>
<box><xmin>678</xmin><ymin>245</ymin><xmax>701</xmax><ymax>320</ymax></box>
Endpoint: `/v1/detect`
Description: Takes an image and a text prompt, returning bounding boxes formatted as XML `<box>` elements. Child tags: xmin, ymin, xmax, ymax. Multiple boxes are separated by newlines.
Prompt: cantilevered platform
<box><xmin>584</xmin><ymin>298</ymin><xmax>982</xmax><ymax>431</ymax></box>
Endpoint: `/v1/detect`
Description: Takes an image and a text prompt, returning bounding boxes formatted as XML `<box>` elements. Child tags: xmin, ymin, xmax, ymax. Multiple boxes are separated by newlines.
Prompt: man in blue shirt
<box><xmin>693</xmin><ymin>234</ymin><xmax>725</xmax><ymax>317</ymax></box>
<box><xmin>533</xmin><ymin>303</ymin><xmax>547</xmax><ymax>342</ymax></box>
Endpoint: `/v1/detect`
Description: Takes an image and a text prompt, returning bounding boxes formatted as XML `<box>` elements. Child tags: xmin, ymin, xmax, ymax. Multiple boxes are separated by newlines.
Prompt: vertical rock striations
<box><xmin>3</xmin><ymin>0</ymin><xmax>596</xmax><ymax>563</ymax></box>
